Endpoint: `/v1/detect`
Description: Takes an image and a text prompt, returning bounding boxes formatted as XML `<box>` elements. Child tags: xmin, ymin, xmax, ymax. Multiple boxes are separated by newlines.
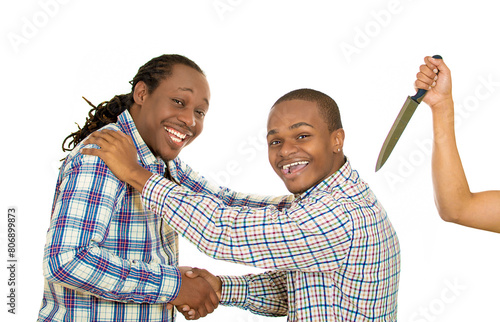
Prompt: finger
<box><xmin>176</xmin><ymin>305</ymin><xmax>197</xmax><ymax>320</ymax></box>
<box><xmin>97</xmin><ymin>129</ymin><xmax>124</xmax><ymax>139</ymax></box>
<box><xmin>206</xmin><ymin>303</ymin><xmax>214</xmax><ymax>314</ymax></box>
<box><xmin>179</xmin><ymin>311</ymin><xmax>195</xmax><ymax>320</ymax></box>
<box><xmin>85</xmin><ymin>129</ymin><xmax>124</xmax><ymax>146</ymax></box>
<box><xmin>415</xmin><ymin>80</ymin><xmax>431</xmax><ymax>91</ymax></box>
<box><xmin>187</xmin><ymin>311</ymin><xmax>200</xmax><ymax>320</ymax></box>
<box><xmin>178</xmin><ymin>304</ymin><xmax>191</xmax><ymax>312</ymax></box>
<box><xmin>101</xmin><ymin>129</ymin><xmax>134</xmax><ymax>146</ymax></box>
<box><xmin>415</xmin><ymin>72</ymin><xmax>435</xmax><ymax>89</ymax></box>
<box><xmin>83</xmin><ymin>132</ymin><xmax>114</xmax><ymax>148</ymax></box>
<box><xmin>198</xmin><ymin>305</ymin><xmax>208</xmax><ymax>318</ymax></box>
<box><xmin>185</xmin><ymin>308</ymin><xmax>198</xmax><ymax>320</ymax></box>
<box><xmin>426</xmin><ymin>56</ymin><xmax>450</xmax><ymax>78</ymax></box>
<box><xmin>210</xmin><ymin>290</ymin><xmax>219</xmax><ymax>310</ymax></box>
<box><xmin>185</xmin><ymin>269</ymin><xmax>199</xmax><ymax>278</ymax></box>
<box><xmin>188</xmin><ymin>267</ymin><xmax>210</xmax><ymax>279</ymax></box>
<box><xmin>204</xmin><ymin>290</ymin><xmax>218</xmax><ymax>314</ymax></box>
<box><xmin>419</xmin><ymin>64</ymin><xmax>437</xmax><ymax>80</ymax></box>
<box><xmin>424</xmin><ymin>56</ymin><xmax>439</xmax><ymax>72</ymax></box>
<box><xmin>80</xmin><ymin>147</ymin><xmax>102</xmax><ymax>157</ymax></box>
<box><xmin>205</xmin><ymin>300</ymin><xmax>215</xmax><ymax>314</ymax></box>
<box><xmin>417</xmin><ymin>70</ymin><xmax>435</xmax><ymax>85</ymax></box>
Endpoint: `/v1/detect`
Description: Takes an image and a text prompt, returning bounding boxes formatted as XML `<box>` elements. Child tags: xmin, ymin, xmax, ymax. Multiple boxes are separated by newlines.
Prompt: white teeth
<box><xmin>282</xmin><ymin>161</ymin><xmax>308</xmax><ymax>170</ymax></box>
<box><xmin>164</xmin><ymin>127</ymin><xmax>187</xmax><ymax>140</ymax></box>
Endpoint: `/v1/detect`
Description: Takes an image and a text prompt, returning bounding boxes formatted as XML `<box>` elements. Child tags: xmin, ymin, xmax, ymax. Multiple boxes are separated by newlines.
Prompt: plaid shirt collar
<box><xmin>118</xmin><ymin>110</ymin><xmax>166</xmax><ymax>172</ymax></box>
<box><xmin>298</xmin><ymin>157</ymin><xmax>353</xmax><ymax>200</ymax></box>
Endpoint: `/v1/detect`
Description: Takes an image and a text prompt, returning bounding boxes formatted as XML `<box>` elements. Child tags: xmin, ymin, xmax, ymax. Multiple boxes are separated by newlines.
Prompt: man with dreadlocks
<box><xmin>38</xmin><ymin>54</ymin><xmax>291</xmax><ymax>321</ymax></box>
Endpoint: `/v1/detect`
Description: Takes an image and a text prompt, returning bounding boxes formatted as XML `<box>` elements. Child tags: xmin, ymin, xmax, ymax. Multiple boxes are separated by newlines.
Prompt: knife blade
<box><xmin>375</xmin><ymin>55</ymin><xmax>442</xmax><ymax>172</ymax></box>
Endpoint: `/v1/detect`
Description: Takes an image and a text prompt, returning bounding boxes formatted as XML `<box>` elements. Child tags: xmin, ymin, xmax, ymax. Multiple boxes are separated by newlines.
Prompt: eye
<box><xmin>172</xmin><ymin>98</ymin><xmax>184</xmax><ymax>106</ymax></box>
<box><xmin>297</xmin><ymin>134</ymin><xmax>310</xmax><ymax>140</ymax></box>
<box><xmin>196</xmin><ymin>110</ymin><xmax>206</xmax><ymax>118</ymax></box>
<box><xmin>269</xmin><ymin>139</ymin><xmax>281</xmax><ymax>146</ymax></box>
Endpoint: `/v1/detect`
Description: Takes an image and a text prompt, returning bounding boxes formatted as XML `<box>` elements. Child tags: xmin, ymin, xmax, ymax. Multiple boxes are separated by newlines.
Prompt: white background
<box><xmin>1</xmin><ymin>0</ymin><xmax>500</xmax><ymax>321</ymax></box>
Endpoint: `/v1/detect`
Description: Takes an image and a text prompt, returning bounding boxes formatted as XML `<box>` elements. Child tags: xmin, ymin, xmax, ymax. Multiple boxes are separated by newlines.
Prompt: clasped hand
<box><xmin>168</xmin><ymin>267</ymin><xmax>222</xmax><ymax>320</ymax></box>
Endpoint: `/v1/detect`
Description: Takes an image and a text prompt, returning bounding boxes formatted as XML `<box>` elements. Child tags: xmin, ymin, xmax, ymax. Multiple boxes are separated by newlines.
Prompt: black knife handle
<box><xmin>411</xmin><ymin>54</ymin><xmax>443</xmax><ymax>103</ymax></box>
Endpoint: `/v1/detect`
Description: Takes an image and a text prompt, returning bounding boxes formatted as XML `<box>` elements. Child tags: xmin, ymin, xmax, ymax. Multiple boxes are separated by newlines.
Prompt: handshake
<box><xmin>167</xmin><ymin>267</ymin><xmax>222</xmax><ymax>320</ymax></box>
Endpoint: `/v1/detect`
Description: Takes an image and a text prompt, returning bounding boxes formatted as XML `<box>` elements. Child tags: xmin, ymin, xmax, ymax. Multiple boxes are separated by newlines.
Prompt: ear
<box><xmin>133</xmin><ymin>81</ymin><xmax>148</xmax><ymax>106</ymax></box>
<box><xmin>331</xmin><ymin>128</ymin><xmax>345</xmax><ymax>154</ymax></box>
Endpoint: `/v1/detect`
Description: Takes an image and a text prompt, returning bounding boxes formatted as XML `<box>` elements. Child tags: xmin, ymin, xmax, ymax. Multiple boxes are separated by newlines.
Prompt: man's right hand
<box><xmin>415</xmin><ymin>56</ymin><xmax>453</xmax><ymax>111</ymax></box>
<box><xmin>169</xmin><ymin>266</ymin><xmax>220</xmax><ymax>319</ymax></box>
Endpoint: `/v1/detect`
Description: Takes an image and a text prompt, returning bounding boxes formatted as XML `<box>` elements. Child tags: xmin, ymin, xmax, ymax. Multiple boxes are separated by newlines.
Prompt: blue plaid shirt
<box><xmin>142</xmin><ymin>160</ymin><xmax>401</xmax><ymax>321</ymax></box>
<box><xmin>38</xmin><ymin>110</ymin><xmax>181</xmax><ymax>321</ymax></box>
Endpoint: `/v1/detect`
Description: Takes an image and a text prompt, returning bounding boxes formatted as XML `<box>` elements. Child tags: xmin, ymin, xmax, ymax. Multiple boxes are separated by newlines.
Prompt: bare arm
<box><xmin>418</xmin><ymin>56</ymin><xmax>500</xmax><ymax>233</ymax></box>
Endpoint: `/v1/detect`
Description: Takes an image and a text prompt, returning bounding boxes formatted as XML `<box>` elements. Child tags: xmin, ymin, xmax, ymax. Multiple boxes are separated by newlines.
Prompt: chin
<box><xmin>160</xmin><ymin>149</ymin><xmax>181</xmax><ymax>162</ymax></box>
<box><xmin>284</xmin><ymin>182</ymin><xmax>307</xmax><ymax>195</ymax></box>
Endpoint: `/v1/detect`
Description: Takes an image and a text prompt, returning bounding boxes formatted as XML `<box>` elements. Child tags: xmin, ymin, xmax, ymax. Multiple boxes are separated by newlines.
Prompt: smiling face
<box><xmin>130</xmin><ymin>64</ymin><xmax>210</xmax><ymax>161</ymax></box>
<box><xmin>267</xmin><ymin>99</ymin><xmax>345</xmax><ymax>194</ymax></box>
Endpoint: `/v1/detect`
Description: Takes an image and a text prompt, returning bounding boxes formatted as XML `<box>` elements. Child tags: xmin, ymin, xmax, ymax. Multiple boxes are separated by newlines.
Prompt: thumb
<box><xmin>186</xmin><ymin>267</ymin><xmax>210</xmax><ymax>279</ymax></box>
<box><xmin>184</xmin><ymin>269</ymin><xmax>199</xmax><ymax>279</ymax></box>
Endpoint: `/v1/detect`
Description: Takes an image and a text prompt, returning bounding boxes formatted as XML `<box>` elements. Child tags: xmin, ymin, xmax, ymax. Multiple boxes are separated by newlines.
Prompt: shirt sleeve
<box><xmin>141</xmin><ymin>174</ymin><xmax>353</xmax><ymax>272</ymax></box>
<box><xmin>43</xmin><ymin>152</ymin><xmax>180</xmax><ymax>304</ymax></box>
<box><xmin>168</xmin><ymin>158</ymin><xmax>293</xmax><ymax>210</ymax></box>
<box><xmin>218</xmin><ymin>271</ymin><xmax>288</xmax><ymax>317</ymax></box>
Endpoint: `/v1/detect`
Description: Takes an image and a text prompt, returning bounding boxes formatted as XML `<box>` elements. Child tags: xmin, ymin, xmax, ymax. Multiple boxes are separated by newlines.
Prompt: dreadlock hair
<box><xmin>272</xmin><ymin>88</ymin><xmax>343</xmax><ymax>133</ymax></box>
<box><xmin>62</xmin><ymin>54</ymin><xmax>205</xmax><ymax>152</ymax></box>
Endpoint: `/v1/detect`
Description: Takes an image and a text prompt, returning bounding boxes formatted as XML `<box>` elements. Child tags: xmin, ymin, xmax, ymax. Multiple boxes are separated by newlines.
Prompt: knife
<box><xmin>375</xmin><ymin>54</ymin><xmax>442</xmax><ymax>172</ymax></box>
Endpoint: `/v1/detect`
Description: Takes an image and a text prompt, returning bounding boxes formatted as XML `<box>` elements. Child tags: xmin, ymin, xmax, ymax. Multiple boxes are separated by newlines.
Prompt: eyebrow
<box><xmin>177</xmin><ymin>87</ymin><xmax>210</xmax><ymax>106</ymax></box>
<box><xmin>267</xmin><ymin>122</ymin><xmax>314</xmax><ymax>137</ymax></box>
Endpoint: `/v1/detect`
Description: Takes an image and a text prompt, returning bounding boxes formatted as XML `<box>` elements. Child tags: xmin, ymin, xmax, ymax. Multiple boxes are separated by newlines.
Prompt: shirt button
<box><xmin>151</xmin><ymin>205</ymin><xmax>157</xmax><ymax>211</ymax></box>
<box><xmin>161</xmin><ymin>296</ymin><xmax>167</xmax><ymax>302</ymax></box>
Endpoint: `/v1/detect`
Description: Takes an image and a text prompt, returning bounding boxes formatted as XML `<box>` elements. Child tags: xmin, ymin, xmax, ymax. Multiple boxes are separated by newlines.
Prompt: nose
<box><xmin>177</xmin><ymin>107</ymin><xmax>196</xmax><ymax>128</ymax></box>
<box><xmin>278</xmin><ymin>140</ymin><xmax>298</xmax><ymax>157</ymax></box>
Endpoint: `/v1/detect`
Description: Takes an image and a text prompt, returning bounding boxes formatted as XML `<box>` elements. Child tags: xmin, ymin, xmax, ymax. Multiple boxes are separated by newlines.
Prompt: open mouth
<box><xmin>281</xmin><ymin>161</ymin><xmax>309</xmax><ymax>175</ymax></box>
<box><xmin>164</xmin><ymin>126</ymin><xmax>188</xmax><ymax>144</ymax></box>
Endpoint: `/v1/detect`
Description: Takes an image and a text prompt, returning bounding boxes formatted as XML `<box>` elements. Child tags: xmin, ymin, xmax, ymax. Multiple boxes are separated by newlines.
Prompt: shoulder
<box><xmin>168</xmin><ymin>157</ymin><xmax>193</xmax><ymax>181</ymax></box>
<box><xmin>292</xmin><ymin>192</ymin><xmax>350</xmax><ymax>222</ymax></box>
<box><xmin>60</xmin><ymin>125</ymin><xmax>124</xmax><ymax>186</ymax></box>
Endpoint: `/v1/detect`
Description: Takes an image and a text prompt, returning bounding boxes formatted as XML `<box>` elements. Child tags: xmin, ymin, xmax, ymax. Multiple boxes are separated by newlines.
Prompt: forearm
<box><xmin>219</xmin><ymin>272</ymin><xmax>288</xmax><ymax>317</ymax></box>
<box><xmin>169</xmin><ymin>158</ymin><xmax>293</xmax><ymax>209</ymax></box>
<box><xmin>142</xmin><ymin>174</ymin><xmax>350</xmax><ymax>271</ymax></box>
<box><xmin>43</xmin><ymin>243</ymin><xmax>181</xmax><ymax>303</ymax></box>
<box><xmin>127</xmin><ymin>165</ymin><xmax>154</xmax><ymax>192</ymax></box>
<box><xmin>431</xmin><ymin>99</ymin><xmax>472</xmax><ymax>222</ymax></box>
